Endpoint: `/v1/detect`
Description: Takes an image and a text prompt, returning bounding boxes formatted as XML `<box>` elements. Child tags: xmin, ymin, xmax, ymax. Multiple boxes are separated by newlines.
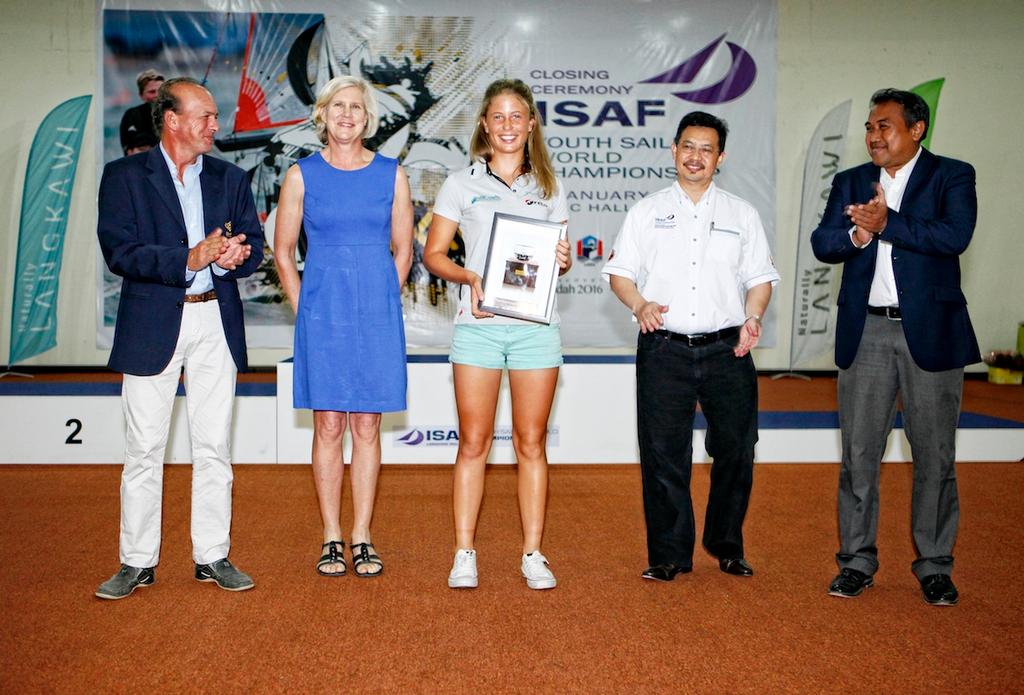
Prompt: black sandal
<box><xmin>316</xmin><ymin>540</ymin><xmax>347</xmax><ymax>577</ymax></box>
<box><xmin>350</xmin><ymin>542</ymin><xmax>383</xmax><ymax>578</ymax></box>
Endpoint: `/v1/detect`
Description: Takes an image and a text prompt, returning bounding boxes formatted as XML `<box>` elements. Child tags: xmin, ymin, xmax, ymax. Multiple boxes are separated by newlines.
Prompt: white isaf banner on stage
<box><xmin>96</xmin><ymin>0</ymin><xmax>777</xmax><ymax>349</ymax></box>
<box><xmin>5</xmin><ymin>373</ymin><xmax>1023</xmax><ymax>463</ymax></box>
<box><xmin>276</xmin><ymin>360</ymin><xmax>636</xmax><ymax>464</ymax></box>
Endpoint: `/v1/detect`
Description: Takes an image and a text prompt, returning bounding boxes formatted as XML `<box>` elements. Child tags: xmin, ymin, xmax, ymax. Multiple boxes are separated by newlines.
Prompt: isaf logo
<box><xmin>640</xmin><ymin>33</ymin><xmax>757</xmax><ymax>105</ymax></box>
<box><xmin>395</xmin><ymin>428</ymin><xmax>459</xmax><ymax>446</ymax></box>
<box><xmin>654</xmin><ymin>214</ymin><xmax>676</xmax><ymax>230</ymax></box>
<box><xmin>576</xmin><ymin>235</ymin><xmax>604</xmax><ymax>265</ymax></box>
<box><xmin>394</xmin><ymin>426</ymin><xmax>558</xmax><ymax>447</ymax></box>
<box><xmin>397</xmin><ymin>429</ymin><xmax>424</xmax><ymax>445</ymax></box>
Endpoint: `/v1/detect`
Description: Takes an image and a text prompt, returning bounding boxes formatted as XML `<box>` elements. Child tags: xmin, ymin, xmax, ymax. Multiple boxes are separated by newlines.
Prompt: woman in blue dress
<box><xmin>274</xmin><ymin>76</ymin><xmax>414</xmax><ymax>577</ymax></box>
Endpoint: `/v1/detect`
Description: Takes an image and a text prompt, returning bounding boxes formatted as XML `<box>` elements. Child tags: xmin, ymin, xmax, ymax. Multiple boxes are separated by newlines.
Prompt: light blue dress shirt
<box><xmin>159</xmin><ymin>144</ymin><xmax>226</xmax><ymax>294</ymax></box>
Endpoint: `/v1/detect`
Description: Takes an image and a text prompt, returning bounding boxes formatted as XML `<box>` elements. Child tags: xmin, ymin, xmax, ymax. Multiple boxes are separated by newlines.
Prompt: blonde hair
<box><xmin>469</xmin><ymin>79</ymin><xmax>557</xmax><ymax>199</ymax></box>
<box><xmin>312</xmin><ymin>76</ymin><xmax>379</xmax><ymax>144</ymax></box>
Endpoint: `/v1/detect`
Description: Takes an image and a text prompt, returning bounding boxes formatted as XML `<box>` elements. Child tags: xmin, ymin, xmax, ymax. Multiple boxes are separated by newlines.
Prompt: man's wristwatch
<box><xmin>744</xmin><ymin>314</ymin><xmax>762</xmax><ymax>324</ymax></box>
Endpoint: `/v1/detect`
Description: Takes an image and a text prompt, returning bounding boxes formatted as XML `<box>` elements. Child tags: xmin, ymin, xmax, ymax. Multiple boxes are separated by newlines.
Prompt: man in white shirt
<box><xmin>603</xmin><ymin>111</ymin><xmax>779</xmax><ymax>582</ymax></box>
<box><xmin>811</xmin><ymin>89</ymin><xmax>979</xmax><ymax>606</ymax></box>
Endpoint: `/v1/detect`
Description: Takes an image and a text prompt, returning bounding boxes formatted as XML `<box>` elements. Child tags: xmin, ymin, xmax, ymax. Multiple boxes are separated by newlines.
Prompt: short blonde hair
<box><xmin>312</xmin><ymin>76</ymin><xmax>379</xmax><ymax>144</ymax></box>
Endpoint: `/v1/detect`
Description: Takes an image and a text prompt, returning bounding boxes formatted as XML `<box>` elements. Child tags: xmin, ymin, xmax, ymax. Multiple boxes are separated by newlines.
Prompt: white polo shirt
<box><xmin>432</xmin><ymin>161</ymin><xmax>569</xmax><ymax>325</ymax></box>
<box><xmin>602</xmin><ymin>181</ymin><xmax>779</xmax><ymax>335</ymax></box>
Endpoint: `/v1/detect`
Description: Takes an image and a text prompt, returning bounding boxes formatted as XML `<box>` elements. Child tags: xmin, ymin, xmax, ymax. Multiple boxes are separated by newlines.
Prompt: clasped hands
<box><xmin>846</xmin><ymin>182</ymin><xmax>889</xmax><ymax>247</ymax></box>
<box><xmin>187</xmin><ymin>228</ymin><xmax>253</xmax><ymax>271</ymax></box>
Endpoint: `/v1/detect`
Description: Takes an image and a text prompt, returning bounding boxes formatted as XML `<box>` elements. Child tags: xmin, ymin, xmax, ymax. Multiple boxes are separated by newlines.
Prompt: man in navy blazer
<box><xmin>811</xmin><ymin>89</ymin><xmax>979</xmax><ymax>606</ymax></box>
<box><xmin>95</xmin><ymin>77</ymin><xmax>264</xmax><ymax>600</ymax></box>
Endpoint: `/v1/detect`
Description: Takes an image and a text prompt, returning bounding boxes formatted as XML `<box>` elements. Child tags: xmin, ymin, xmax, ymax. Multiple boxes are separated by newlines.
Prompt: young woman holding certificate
<box><xmin>424</xmin><ymin>78</ymin><xmax>572</xmax><ymax>591</ymax></box>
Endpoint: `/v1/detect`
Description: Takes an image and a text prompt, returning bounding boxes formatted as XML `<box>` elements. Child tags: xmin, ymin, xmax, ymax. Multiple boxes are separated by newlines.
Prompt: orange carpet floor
<box><xmin>2</xmin><ymin>461</ymin><xmax>1022</xmax><ymax>693</ymax></box>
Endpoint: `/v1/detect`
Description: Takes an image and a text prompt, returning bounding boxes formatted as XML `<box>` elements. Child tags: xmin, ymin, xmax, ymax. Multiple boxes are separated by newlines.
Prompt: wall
<box><xmin>773</xmin><ymin>0</ymin><xmax>1023</xmax><ymax>369</ymax></box>
<box><xmin>1</xmin><ymin>0</ymin><xmax>1021</xmax><ymax>370</ymax></box>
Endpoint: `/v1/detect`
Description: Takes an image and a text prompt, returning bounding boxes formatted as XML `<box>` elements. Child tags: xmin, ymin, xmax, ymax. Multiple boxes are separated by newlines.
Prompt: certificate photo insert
<box><xmin>503</xmin><ymin>245</ymin><xmax>539</xmax><ymax>291</ymax></box>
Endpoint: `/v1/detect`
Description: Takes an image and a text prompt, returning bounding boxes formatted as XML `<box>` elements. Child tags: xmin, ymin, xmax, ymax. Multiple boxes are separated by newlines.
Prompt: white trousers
<box><xmin>119</xmin><ymin>300</ymin><xmax>237</xmax><ymax>567</ymax></box>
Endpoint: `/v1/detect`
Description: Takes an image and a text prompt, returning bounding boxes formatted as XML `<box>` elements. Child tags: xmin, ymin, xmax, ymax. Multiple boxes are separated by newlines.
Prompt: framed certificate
<box><xmin>479</xmin><ymin>212</ymin><xmax>566</xmax><ymax>324</ymax></box>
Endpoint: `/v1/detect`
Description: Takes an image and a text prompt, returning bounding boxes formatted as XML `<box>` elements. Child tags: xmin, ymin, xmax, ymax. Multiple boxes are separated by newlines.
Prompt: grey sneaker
<box><xmin>195</xmin><ymin>558</ymin><xmax>255</xmax><ymax>591</ymax></box>
<box><xmin>95</xmin><ymin>565</ymin><xmax>154</xmax><ymax>600</ymax></box>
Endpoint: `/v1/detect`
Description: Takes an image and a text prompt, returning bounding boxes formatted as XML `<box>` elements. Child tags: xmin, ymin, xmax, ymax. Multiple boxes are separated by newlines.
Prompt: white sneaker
<box><xmin>521</xmin><ymin>551</ymin><xmax>557</xmax><ymax>590</ymax></box>
<box><xmin>448</xmin><ymin>548</ymin><xmax>478</xmax><ymax>589</ymax></box>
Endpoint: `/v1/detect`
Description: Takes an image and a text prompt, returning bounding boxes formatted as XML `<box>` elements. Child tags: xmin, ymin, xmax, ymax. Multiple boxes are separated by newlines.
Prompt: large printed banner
<box><xmin>97</xmin><ymin>0</ymin><xmax>777</xmax><ymax>349</ymax></box>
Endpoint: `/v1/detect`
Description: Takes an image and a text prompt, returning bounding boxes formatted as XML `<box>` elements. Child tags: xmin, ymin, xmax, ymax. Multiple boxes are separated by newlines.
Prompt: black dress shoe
<box><xmin>828</xmin><ymin>567</ymin><xmax>873</xmax><ymax>597</ymax></box>
<box><xmin>920</xmin><ymin>574</ymin><xmax>959</xmax><ymax>606</ymax></box>
<box><xmin>719</xmin><ymin>557</ymin><xmax>754</xmax><ymax>577</ymax></box>
<box><xmin>641</xmin><ymin>564</ymin><xmax>691</xmax><ymax>582</ymax></box>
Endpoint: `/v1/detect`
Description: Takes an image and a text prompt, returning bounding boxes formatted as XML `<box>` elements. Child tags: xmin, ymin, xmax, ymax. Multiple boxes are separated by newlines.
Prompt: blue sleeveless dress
<box><xmin>292</xmin><ymin>152</ymin><xmax>407</xmax><ymax>412</ymax></box>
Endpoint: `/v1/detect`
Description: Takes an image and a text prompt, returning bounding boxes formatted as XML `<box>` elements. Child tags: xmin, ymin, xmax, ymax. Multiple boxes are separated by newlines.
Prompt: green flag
<box><xmin>910</xmin><ymin>78</ymin><xmax>944</xmax><ymax>150</ymax></box>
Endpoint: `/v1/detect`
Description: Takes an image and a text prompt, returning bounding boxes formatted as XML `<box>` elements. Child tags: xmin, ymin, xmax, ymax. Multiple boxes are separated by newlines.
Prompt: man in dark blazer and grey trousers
<box><xmin>811</xmin><ymin>88</ymin><xmax>979</xmax><ymax>606</ymax></box>
<box><xmin>95</xmin><ymin>77</ymin><xmax>264</xmax><ymax>599</ymax></box>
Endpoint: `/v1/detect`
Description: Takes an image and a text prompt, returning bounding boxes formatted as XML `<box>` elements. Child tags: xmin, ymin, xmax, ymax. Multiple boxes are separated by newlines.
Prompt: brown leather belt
<box><xmin>652</xmin><ymin>326</ymin><xmax>740</xmax><ymax>347</ymax></box>
<box><xmin>183</xmin><ymin>290</ymin><xmax>217</xmax><ymax>303</ymax></box>
<box><xmin>867</xmin><ymin>305</ymin><xmax>901</xmax><ymax>320</ymax></box>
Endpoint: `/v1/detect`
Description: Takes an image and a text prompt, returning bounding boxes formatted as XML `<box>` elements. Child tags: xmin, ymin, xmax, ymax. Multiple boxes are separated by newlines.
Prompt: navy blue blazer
<box><xmin>810</xmin><ymin>148</ymin><xmax>980</xmax><ymax>372</ymax></box>
<box><xmin>97</xmin><ymin>147</ymin><xmax>264</xmax><ymax>376</ymax></box>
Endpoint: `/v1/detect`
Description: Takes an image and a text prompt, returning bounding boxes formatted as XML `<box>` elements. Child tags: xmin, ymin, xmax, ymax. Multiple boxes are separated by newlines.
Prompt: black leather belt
<box><xmin>867</xmin><ymin>305</ymin><xmax>901</xmax><ymax>320</ymax></box>
<box><xmin>183</xmin><ymin>290</ymin><xmax>217</xmax><ymax>303</ymax></box>
<box><xmin>652</xmin><ymin>326</ymin><xmax>739</xmax><ymax>347</ymax></box>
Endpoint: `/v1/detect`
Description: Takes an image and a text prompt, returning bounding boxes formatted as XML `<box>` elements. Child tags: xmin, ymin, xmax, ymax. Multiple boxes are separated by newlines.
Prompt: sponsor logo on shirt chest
<box><xmin>653</xmin><ymin>214</ymin><xmax>676</xmax><ymax>229</ymax></box>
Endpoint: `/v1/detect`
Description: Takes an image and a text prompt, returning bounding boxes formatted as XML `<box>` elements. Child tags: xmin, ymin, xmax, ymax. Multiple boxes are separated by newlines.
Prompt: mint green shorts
<box><xmin>449</xmin><ymin>324</ymin><xmax>563</xmax><ymax>370</ymax></box>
